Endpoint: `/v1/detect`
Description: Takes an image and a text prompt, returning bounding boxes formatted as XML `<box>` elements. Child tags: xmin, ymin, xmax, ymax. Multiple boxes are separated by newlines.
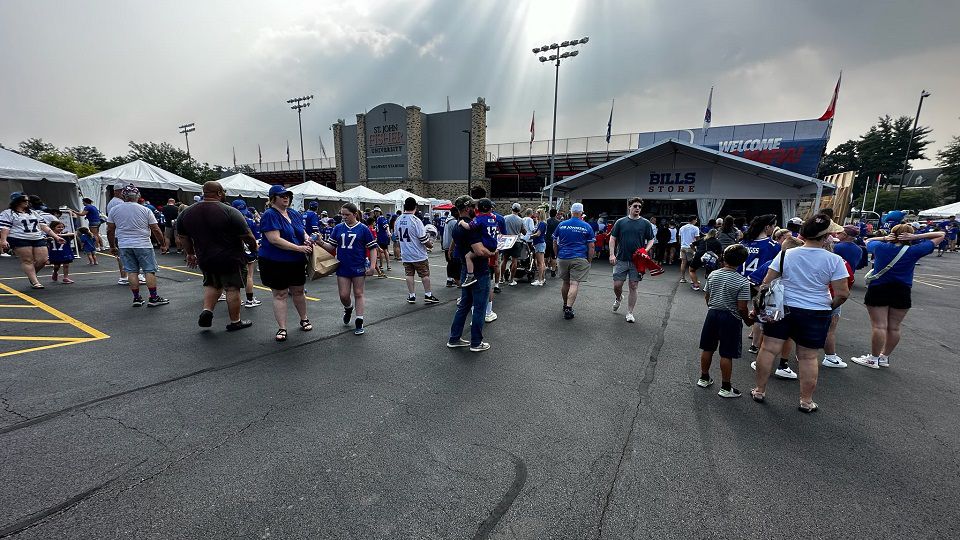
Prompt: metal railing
<box><xmin>485</xmin><ymin>133</ymin><xmax>639</xmax><ymax>161</ymax></box>
<box><xmin>242</xmin><ymin>157</ymin><xmax>336</xmax><ymax>173</ymax></box>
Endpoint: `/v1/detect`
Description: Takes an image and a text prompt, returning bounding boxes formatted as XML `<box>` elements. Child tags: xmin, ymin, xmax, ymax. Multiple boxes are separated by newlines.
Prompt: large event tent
<box><xmin>78</xmin><ymin>160</ymin><xmax>201</xmax><ymax>212</ymax></box>
<box><xmin>339</xmin><ymin>185</ymin><xmax>395</xmax><ymax>208</ymax></box>
<box><xmin>919</xmin><ymin>201</ymin><xmax>960</xmax><ymax>218</ymax></box>
<box><xmin>218</xmin><ymin>173</ymin><xmax>271</xmax><ymax>198</ymax></box>
<box><xmin>0</xmin><ymin>147</ymin><xmax>81</xmax><ymax>209</ymax></box>
<box><xmin>288</xmin><ymin>180</ymin><xmax>343</xmax><ymax>212</ymax></box>
<box><xmin>383</xmin><ymin>188</ymin><xmax>430</xmax><ymax>207</ymax></box>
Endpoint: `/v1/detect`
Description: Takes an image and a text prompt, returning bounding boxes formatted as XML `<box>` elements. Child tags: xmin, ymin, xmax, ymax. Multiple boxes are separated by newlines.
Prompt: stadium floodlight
<box><xmin>529</xmin><ymin>35</ymin><xmax>589</xmax><ymax>204</ymax></box>
<box><xmin>893</xmin><ymin>89</ymin><xmax>932</xmax><ymax>209</ymax></box>
<box><xmin>287</xmin><ymin>95</ymin><xmax>314</xmax><ymax>182</ymax></box>
<box><xmin>178</xmin><ymin>122</ymin><xmax>196</xmax><ymax>157</ymax></box>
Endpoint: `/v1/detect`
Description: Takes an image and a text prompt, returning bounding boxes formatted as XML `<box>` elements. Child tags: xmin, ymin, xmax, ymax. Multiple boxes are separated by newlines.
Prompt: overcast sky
<box><xmin>2</xmin><ymin>0</ymin><xmax>958</xmax><ymax>169</ymax></box>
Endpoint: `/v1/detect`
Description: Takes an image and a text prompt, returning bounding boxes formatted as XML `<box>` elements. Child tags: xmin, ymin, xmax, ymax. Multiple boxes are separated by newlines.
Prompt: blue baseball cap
<box><xmin>231</xmin><ymin>199</ymin><xmax>247</xmax><ymax>209</ymax></box>
<box><xmin>9</xmin><ymin>191</ymin><xmax>25</xmax><ymax>203</ymax></box>
<box><xmin>268</xmin><ymin>185</ymin><xmax>292</xmax><ymax>198</ymax></box>
<box><xmin>308</xmin><ymin>201</ymin><xmax>319</xmax><ymax>209</ymax></box>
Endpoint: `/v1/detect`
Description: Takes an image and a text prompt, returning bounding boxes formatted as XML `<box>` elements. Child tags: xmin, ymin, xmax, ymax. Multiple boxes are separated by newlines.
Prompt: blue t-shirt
<box><xmin>738</xmin><ymin>238</ymin><xmax>780</xmax><ymax>277</ymax></box>
<box><xmin>866</xmin><ymin>240</ymin><xmax>935</xmax><ymax>287</ymax></box>
<box><xmin>303</xmin><ymin>210</ymin><xmax>320</xmax><ymax>235</ymax></box>
<box><xmin>472</xmin><ymin>213</ymin><xmax>500</xmax><ymax>251</ymax></box>
<box><xmin>833</xmin><ymin>241</ymin><xmax>863</xmax><ymax>270</ymax></box>
<box><xmin>453</xmin><ymin>219</ymin><xmax>489</xmax><ymax>277</ymax></box>
<box><xmin>245</xmin><ymin>217</ymin><xmax>261</xmax><ymax>241</ymax></box>
<box><xmin>493</xmin><ymin>212</ymin><xmax>506</xmax><ymax>234</ymax></box>
<box><xmin>376</xmin><ymin>216</ymin><xmax>390</xmax><ymax>243</ymax></box>
<box><xmin>48</xmin><ymin>238</ymin><xmax>75</xmax><ymax>263</ymax></box>
<box><xmin>79</xmin><ymin>233</ymin><xmax>97</xmax><ymax>253</ymax></box>
<box><xmin>532</xmin><ymin>221</ymin><xmax>547</xmax><ymax>245</ymax></box>
<box><xmin>331</xmin><ymin>222</ymin><xmax>377</xmax><ymax>277</ymax></box>
<box><xmin>552</xmin><ymin>217</ymin><xmax>596</xmax><ymax>259</ymax></box>
<box><xmin>83</xmin><ymin>205</ymin><xmax>101</xmax><ymax>224</ymax></box>
<box><xmin>257</xmin><ymin>208</ymin><xmax>306</xmax><ymax>262</ymax></box>
<box><xmin>947</xmin><ymin>224</ymin><xmax>959</xmax><ymax>240</ymax></box>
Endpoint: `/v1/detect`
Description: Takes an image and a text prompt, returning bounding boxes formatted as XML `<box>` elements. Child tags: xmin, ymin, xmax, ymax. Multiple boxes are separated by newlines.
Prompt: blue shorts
<box><xmin>336</xmin><ymin>265</ymin><xmax>366</xmax><ymax>278</ymax></box>
<box><xmin>118</xmin><ymin>247</ymin><xmax>158</xmax><ymax>274</ymax></box>
<box><xmin>8</xmin><ymin>237</ymin><xmax>47</xmax><ymax>249</ymax></box>
<box><xmin>377</xmin><ymin>239</ymin><xmax>390</xmax><ymax>249</ymax></box>
<box><xmin>762</xmin><ymin>306</ymin><xmax>832</xmax><ymax>349</ymax></box>
<box><xmin>533</xmin><ymin>242</ymin><xmax>546</xmax><ymax>253</ymax></box>
<box><xmin>88</xmin><ymin>221</ymin><xmax>102</xmax><ymax>228</ymax></box>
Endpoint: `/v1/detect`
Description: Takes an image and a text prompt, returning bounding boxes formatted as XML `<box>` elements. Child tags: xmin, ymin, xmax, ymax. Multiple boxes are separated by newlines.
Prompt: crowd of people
<box><xmin>0</xmin><ymin>183</ymin><xmax>954</xmax><ymax>413</ymax></box>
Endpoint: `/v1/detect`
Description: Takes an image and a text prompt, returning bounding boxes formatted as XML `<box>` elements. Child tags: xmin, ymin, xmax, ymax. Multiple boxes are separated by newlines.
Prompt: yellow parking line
<box><xmin>0</xmin><ymin>318</ymin><xmax>71</xmax><ymax>324</ymax></box>
<box><xmin>0</xmin><ymin>269</ymin><xmax>120</xmax><ymax>281</ymax></box>
<box><xmin>0</xmin><ymin>338</ymin><xmax>96</xmax><ymax>359</ymax></box>
<box><xmin>0</xmin><ymin>282</ymin><xmax>109</xmax><ymax>339</ymax></box>
<box><xmin>0</xmin><ymin>305</ymin><xmax>39</xmax><ymax>308</ymax></box>
<box><xmin>0</xmin><ymin>293</ymin><xmax>17</xmax><ymax>296</ymax></box>
<box><xmin>0</xmin><ymin>336</ymin><xmax>87</xmax><ymax>342</ymax></box>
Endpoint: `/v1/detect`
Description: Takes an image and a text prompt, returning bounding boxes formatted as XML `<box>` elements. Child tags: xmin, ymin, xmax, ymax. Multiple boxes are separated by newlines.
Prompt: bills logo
<box><xmin>649</xmin><ymin>171</ymin><xmax>697</xmax><ymax>193</ymax></box>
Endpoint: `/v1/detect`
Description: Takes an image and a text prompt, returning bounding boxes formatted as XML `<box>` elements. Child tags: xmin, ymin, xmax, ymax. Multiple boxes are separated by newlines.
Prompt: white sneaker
<box><xmin>625</xmin><ymin>313</ymin><xmax>635</xmax><ymax>323</ymax></box>
<box><xmin>117</xmin><ymin>278</ymin><xmax>129</xmax><ymax>285</ymax></box>
<box><xmin>530</xmin><ymin>280</ymin><xmax>541</xmax><ymax>286</ymax></box>
<box><xmin>821</xmin><ymin>355</ymin><xmax>848</xmax><ymax>368</ymax></box>
<box><xmin>851</xmin><ymin>355</ymin><xmax>881</xmax><ymax>369</ymax></box>
<box><xmin>612</xmin><ymin>297</ymin><xmax>622</xmax><ymax>312</ymax></box>
<box><xmin>484</xmin><ymin>311</ymin><xmax>498</xmax><ymax>323</ymax></box>
<box><xmin>775</xmin><ymin>366</ymin><xmax>798</xmax><ymax>379</ymax></box>
<box><xmin>0</xmin><ymin>252</ymin><xmax>11</xmax><ymax>257</ymax></box>
<box><xmin>508</xmin><ymin>280</ymin><xmax>518</xmax><ymax>286</ymax></box>
<box><xmin>679</xmin><ymin>278</ymin><xmax>687</xmax><ymax>283</ymax></box>
<box><xmin>244</xmin><ymin>298</ymin><xmax>262</xmax><ymax>308</ymax></box>
<box><xmin>137</xmin><ymin>273</ymin><xmax>146</xmax><ymax>282</ymax></box>
<box><xmin>750</xmin><ymin>361</ymin><xmax>757</xmax><ymax>371</ymax></box>
<box><xmin>218</xmin><ymin>293</ymin><xmax>226</xmax><ymax>302</ymax></box>
<box><xmin>878</xmin><ymin>355</ymin><xmax>890</xmax><ymax>368</ymax></box>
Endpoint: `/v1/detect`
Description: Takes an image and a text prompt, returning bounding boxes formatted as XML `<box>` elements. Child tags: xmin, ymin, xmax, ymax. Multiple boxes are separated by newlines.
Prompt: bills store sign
<box><xmin>646</xmin><ymin>168</ymin><xmax>712</xmax><ymax>195</ymax></box>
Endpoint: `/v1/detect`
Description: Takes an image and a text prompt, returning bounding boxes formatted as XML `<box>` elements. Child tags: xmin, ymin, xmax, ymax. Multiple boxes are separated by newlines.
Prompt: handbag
<box><xmin>755</xmin><ymin>249</ymin><xmax>786</xmax><ymax>323</ymax></box>
<box><xmin>864</xmin><ymin>245</ymin><xmax>909</xmax><ymax>284</ymax></box>
<box><xmin>309</xmin><ymin>246</ymin><xmax>339</xmax><ymax>280</ymax></box>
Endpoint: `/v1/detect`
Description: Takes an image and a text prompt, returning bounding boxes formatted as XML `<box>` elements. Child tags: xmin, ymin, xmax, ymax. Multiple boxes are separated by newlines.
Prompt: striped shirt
<box><xmin>704</xmin><ymin>268</ymin><xmax>751</xmax><ymax>318</ymax></box>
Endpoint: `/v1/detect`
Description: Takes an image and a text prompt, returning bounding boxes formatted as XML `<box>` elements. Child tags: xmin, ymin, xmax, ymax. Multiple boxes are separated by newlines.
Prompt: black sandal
<box><xmin>299</xmin><ymin>319</ymin><xmax>313</xmax><ymax>332</ymax></box>
<box><xmin>275</xmin><ymin>328</ymin><xmax>287</xmax><ymax>342</ymax></box>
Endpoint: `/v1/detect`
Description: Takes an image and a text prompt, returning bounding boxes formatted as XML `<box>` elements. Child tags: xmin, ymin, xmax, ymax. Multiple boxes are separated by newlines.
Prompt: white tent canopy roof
<box><xmin>918</xmin><ymin>201</ymin><xmax>960</xmax><ymax>218</ymax></box>
<box><xmin>288</xmin><ymin>180</ymin><xmax>343</xmax><ymax>201</ymax></box>
<box><xmin>79</xmin><ymin>160</ymin><xmax>202</xmax><ymax>192</ymax></box>
<box><xmin>339</xmin><ymin>185</ymin><xmax>395</xmax><ymax>205</ymax></box>
<box><xmin>383</xmin><ymin>188</ymin><xmax>430</xmax><ymax>206</ymax></box>
<box><xmin>0</xmin><ymin>148</ymin><xmax>79</xmax><ymax>184</ymax></box>
<box><xmin>217</xmin><ymin>173</ymin><xmax>271</xmax><ymax>198</ymax></box>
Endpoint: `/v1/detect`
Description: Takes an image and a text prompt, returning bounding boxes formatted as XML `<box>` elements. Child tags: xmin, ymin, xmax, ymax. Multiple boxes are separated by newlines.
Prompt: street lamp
<box><xmin>178</xmin><ymin>123</ymin><xmax>195</xmax><ymax>158</ymax></box>
<box><xmin>533</xmin><ymin>36</ymin><xmax>588</xmax><ymax>205</ymax></box>
<box><xmin>893</xmin><ymin>89</ymin><xmax>931</xmax><ymax>210</ymax></box>
<box><xmin>287</xmin><ymin>95</ymin><xmax>313</xmax><ymax>183</ymax></box>
<box><xmin>462</xmin><ymin>129</ymin><xmax>472</xmax><ymax>195</ymax></box>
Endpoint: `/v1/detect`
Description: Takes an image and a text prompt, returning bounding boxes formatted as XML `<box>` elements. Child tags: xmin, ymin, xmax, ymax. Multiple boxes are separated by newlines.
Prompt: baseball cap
<box><xmin>454</xmin><ymin>195</ymin><xmax>475</xmax><ymax>209</ymax></box>
<box><xmin>114</xmin><ymin>182</ymin><xmax>126</xmax><ymax>192</ymax></box>
<box><xmin>788</xmin><ymin>217</ymin><xmax>803</xmax><ymax>225</ymax></box>
<box><xmin>9</xmin><ymin>191</ymin><xmax>25</xmax><ymax>203</ymax></box>
<box><xmin>268</xmin><ymin>185</ymin><xmax>292</xmax><ymax>198</ymax></box>
<box><xmin>800</xmin><ymin>215</ymin><xmax>843</xmax><ymax>239</ymax></box>
<box><xmin>321</xmin><ymin>210</ymin><xmax>328</xmax><ymax>216</ymax></box>
<box><xmin>477</xmin><ymin>198</ymin><xmax>494</xmax><ymax>212</ymax></box>
<box><xmin>511</xmin><ymin>202</ymin><xmax>521</xmax><ymax>211</ymax></box>
<box><xmin>842</xmin><ymin>225</ymin><xmax>859</xmax><ymax>237</ymax></box>
<box><xmin>232</xmin><ymin>199</ymin><xmax>246</xmax><ymax>209</ymax></box>
<box><xmin>373</xmin><ymin>206</ymin><xmax>382</xmax><ymax>212</ymax></box>
<box><xmin>308</xmin><ymin>201</ymin><xmax>319</xmax><ymax>209</ymax></box>
<box><xmin>120</xmin><ymin>184</ymin><xmax>140</xmax><ymax>199</ymax></box>
<box><xmin>570</xmin><ymin>202</ymin><xmax>584</xmax><ymax>213</ymax></box>
<box><xmin>193</xmin><ymin>195</ymin><xmax>201</xmax><ymax>202</ymax></box>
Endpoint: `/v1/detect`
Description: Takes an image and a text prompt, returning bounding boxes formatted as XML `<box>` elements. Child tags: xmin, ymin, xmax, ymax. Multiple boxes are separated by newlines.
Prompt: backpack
<box><xmin>754</xmin><ymin>249</ymin><xmax>786</xmax><ymax>323</ymax></box>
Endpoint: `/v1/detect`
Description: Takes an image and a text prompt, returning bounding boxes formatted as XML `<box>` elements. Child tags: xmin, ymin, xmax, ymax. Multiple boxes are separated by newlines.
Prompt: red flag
<box><xmin>818</xmin><ymin>72</ymin><xmax>842</xmax><ymax>121</ymax></box>
<box><xmin>529</xmin><ymin>111</ymin><xmax>535</xmax><ymax>143</ymax></box>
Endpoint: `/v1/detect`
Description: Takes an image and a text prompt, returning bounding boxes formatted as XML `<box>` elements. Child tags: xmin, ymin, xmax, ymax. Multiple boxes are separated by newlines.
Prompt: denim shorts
<box><xmin>762</xmin><ymin>306</ymin><xmax>832</xmax><ymax>349</ymax></box>
<box><xmin>533</xmin><ymin>242</ymin><xmax>546</xmax><ymax>253</ymax></box>
<box><xmin>118</xmin><ymin>247</ymin><xmax>158</xmax><ymax>274</ymax></box>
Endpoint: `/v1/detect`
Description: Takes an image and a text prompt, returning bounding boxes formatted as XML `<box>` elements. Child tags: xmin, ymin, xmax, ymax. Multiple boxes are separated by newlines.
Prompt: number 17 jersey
<box><xmin>331</xmin><ymin>222</ymin><xmax>376</xmax><ymax>276</ymax></box>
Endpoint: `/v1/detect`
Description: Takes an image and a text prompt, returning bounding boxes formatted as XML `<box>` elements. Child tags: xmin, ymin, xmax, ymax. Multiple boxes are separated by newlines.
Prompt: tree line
<box><xmin>2</xmin><ymin>138</ymin><xmax>253</xmax><ymax>184</ymax></box>
<box><xmin>819</xmin><ymin>115</ymin><xmax>960</xmax><ymax>214</ymax></box>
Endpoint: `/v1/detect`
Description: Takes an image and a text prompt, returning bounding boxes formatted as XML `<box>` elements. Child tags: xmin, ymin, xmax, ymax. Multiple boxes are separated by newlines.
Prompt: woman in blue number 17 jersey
<box><xmin>317</xmin><ymin>202</ymin><xmax>379</xmax><ymax>336</ymax></box>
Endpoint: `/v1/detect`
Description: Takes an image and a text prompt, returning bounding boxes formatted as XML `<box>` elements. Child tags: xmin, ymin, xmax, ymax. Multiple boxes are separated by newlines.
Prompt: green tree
<box><xmin>18</xmin><ymin>138</ymin><xmax>56</xmax><ymax>159</ymax></box>
<box><xmin>125</xmin><ymin>141</ymin><xmax>201</xmax><ymax>183</ymax></box>
<box><xmin>937</xmin><ymin>135</ymin><xmax>960</xmax><ymax>203</ymax></box>
<box><xmin>64</xmin><ymin>145</ymin><xmax>107</xmax><ymax>168</ymax></box>
<box><xmin>871</xmin><ymin>186</ymin><xmax>938</xmax><ymax>216</ymax></box>
<box><xmin>859</xmin><ymin>115</ymin><xmax>932</xmax><ymax>186</ymax></box>
<box><xmin>820</xmin><ymin>139</ymin><xmax>860</xmax><ymax>178</ymax></box>
<box><xmin>36</xmin><ymin>151</ymin><xmax>99</xmax><ymax>178</ymax></box>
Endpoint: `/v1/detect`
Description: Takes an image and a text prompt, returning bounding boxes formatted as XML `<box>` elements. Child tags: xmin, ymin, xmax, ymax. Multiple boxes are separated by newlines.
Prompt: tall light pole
<box><xmin>287</xmin><ymin>95</ymin><xmax>313</xmax><ymax>183</ymax></box>
<box><xmin>178</xmin><ymin>123</ymin><xmax>195</xmax><ymax>158</ymax></box>
<box><xmin>462</xmin><ymin>129</ymin><xmax>472</xmax><ymax>195</ymax></box>
<box><xmin>533</xmin><ymin>36</ymin><xmax>588</xmax><ymax>206</ymax></box>
<box><xmin>893</xmin><ymin>89</ymin><xmax>931</xmax><ymax>210</ymax></box>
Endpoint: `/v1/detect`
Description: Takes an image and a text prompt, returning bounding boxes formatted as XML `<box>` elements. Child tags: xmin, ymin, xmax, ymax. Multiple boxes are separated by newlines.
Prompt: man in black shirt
<box><xmin>159</xmin><ymin>198</ymin><xmax>180</xmax><ymax>254</ymax></box>
<box><xmin>446</xmin><ymin>196</ymin><xmax>495</xmax><ymax>352</ymax></box>
<box><xmin>545</xmin><ymin>208</ymin><xmax>561</xmax><ymax>277</ymax></box>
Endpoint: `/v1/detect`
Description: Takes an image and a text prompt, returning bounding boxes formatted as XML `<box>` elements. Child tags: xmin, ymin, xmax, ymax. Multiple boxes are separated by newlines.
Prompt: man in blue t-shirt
<box><xmin>302</xmin><ymin>202</ymin><xmax>320</xmax><ymax>236</ymax></box>
<box><xmin>447</xmin><ymin>196</ymin><xmax>496</xmax><ymax>351</ymax></box>
<box><xmin>552</xmin><ymin>202</ymin><xmax>595</xmax><ymax>320</ymax></box>
<box><xmin>834</xmin><ymin>225</ymin><xmax>863</xmax><ymax>271</ymax></box>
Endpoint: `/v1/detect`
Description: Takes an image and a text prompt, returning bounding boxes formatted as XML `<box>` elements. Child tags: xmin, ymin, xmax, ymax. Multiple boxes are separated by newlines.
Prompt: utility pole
<box><xmin>178</xmin><ymin>123</ymin><xmax>195</xmax><ymax>158</ymax></box>
<box><xmin>893</xmin><ymin>90</ymin><xmax>931</xmax><ymax>210</ymax></box>
<box><xmin>287</xmin><ymin>95</ymin><xmax>313</xmax><ymax>183</ymax></box>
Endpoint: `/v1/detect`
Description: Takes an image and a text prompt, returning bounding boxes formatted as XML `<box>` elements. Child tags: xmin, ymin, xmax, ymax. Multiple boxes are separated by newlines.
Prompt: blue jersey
<box><xmin>376</xmin><ymin>216</ymin><xmax>390</xmax><ymax>242</ymax></box>
<box><xmin>303</xmin><ymin>210</ymin><xmax>320</xmax><ymax>235</ymax></box>
<box><xmin>749</xmin><ymin>259</ymin><xmax>773</xmax><ymax>285</ymax></box>
<box><xmin>738</xmin><ymin>238</ymin><xmax>780</xmax><ymax>277</ymax></box>
<box><xmin>552</xmin><ymin>217</ymin><xmax>595</xmax><ymax>259</ymax></box>
<box><xmin>331</xmin><ymin>222</ymin><xmax>376</xmax><ymax>277</ymax></box>
<box><xmin>48</xmin><ymin>237</ymin><xmax>75</xmax><ymax>263</ymax></box>
<box><xmin>472</xmin><ymin>212</ymin><xmax>500</xmax><ymax>251</ymax></box>
<box><xmin>493</xmin><ymin>212</ymin><xmax>506</xmax><ymax>234</ymax></box>
<box><xmin>532</xmin><ymin>221</ymin><xmax>547</xmax><ymax>245</ymax></box>
<box><xmin>245</xmin><ymin>217</ymin><xmax>261</xmax><ymax>241</ymax></box>
<box><xmin>79</xmin><ymin>233</ymin><xmax>97</xmax><ymax>253</ymax></box>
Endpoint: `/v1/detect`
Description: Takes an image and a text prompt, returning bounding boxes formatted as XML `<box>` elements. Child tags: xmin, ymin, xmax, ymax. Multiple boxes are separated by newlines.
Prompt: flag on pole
<box><xmin>529</xmin><ymin>110</ymin><xmax>535</xmax><ymax>151</ymax></box>
<box><xmin>232</xmin><ymin>146</ymin><xmax>236</xmax><ymax>168</ymax></box>
<box><xmin>703</xmin><ymin>86</ymin><xmax>713</xmax><ymax>135</ymax></box>
<box><xmin>319</xmin><ymin>136</ymin><xmax>327</xmax><ymax>160</ymax></box>
<box><xmin>818</xmin><ymin>72</ymin><xmax>842</xmax><ymax>121</ymax></box>
<box><xmin>605</xmin><ymin>99</ymin><xmax>615</xmax><ymax>144</ymax></box>
<box><xmin>258</xmin><ymin>144</ymin><xmax>262</xmax><ymax>166</ymax></box>
<box><xmin>286</xmin><ymin>140</ymin><xmax>290</xmax><ymax>164</ymax></box>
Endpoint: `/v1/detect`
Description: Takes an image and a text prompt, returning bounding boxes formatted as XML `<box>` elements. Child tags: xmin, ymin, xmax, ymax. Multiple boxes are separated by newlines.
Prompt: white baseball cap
<box><xmin>570</xmin><ymin>202</ymin><xmax>584</xmax><ymax>213</ymax></box>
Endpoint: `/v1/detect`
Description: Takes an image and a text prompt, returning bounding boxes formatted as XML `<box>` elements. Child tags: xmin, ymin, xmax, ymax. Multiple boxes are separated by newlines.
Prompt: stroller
<box><xmin>506</xmin><ymin>240</ymin><xmax>537</xmax><ymax>284</ymax></box>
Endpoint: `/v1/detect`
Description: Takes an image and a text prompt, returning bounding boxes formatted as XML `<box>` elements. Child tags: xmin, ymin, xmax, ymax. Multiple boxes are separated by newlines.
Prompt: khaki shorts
<box><xmin>681</xmin><ymin>247</ymin><xmax>697</xmax><ymax>262</ymax></box>
<box><xmin>558</xmin><ymin>257</ymin><xmax>590</xmax><ymax>282</ymax></box>
<box><xmin>403</xmin><ymin>260</ymin><xmax>430</xmax><ymax>278</ymax></box>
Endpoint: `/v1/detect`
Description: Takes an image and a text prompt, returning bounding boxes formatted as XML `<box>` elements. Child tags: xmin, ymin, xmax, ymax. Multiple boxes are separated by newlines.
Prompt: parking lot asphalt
<box><xmin>0</xmin><ymin>250</ymin><xmax>958</xmax><ymax>539</ymax></box>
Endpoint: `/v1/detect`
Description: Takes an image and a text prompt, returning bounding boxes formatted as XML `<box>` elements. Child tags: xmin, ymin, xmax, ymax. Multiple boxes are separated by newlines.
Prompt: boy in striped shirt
<box><xmin>697</xmin><ymin>244</ymin><xmax>755</xmax><ymax>398</ymax></box>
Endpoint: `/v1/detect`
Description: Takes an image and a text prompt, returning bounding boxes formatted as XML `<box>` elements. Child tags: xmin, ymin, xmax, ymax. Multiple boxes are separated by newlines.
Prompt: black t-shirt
<box><xmin>452</xmin><ymin>219</ymin><xmax>488</xmax><ymax>277</ymax></box>
<box><xmin>546</xmin><ymin>217</ymin><xmax>560</xmax><ymax>238</ymax></box>
<box><xmin>160</xmin><ymin>204</ymin><xmax>179</xmax><ymax>228</ymax></box>
<box><xmin>175</xmin><ymin>201</ymin><xmax>250</xmax><ymax>272</ymax></box>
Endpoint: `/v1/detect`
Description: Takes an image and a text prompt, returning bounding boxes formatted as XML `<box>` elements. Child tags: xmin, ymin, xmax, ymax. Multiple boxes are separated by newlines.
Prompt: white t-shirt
<box><xmin>105</xmin><ymin>196</ymin><xmax>124</xmax><ymax>216</ymax></box>
<box><xmin>521</xmin><ymin>216</ymin><xmax>535</xmax><ymax>242</ymax></box>
<box><xmin>678</xmin><ymin>223</ymin><xmax>700</xmax><ymax>248</ymax></box>
<box><xmin>0</xmin><ymin>209</ymin><xmax>48</xmax><ymax>240</ymax></box>
<box><xmin>394</xmin><ymin>213</ymin><xmax>428</xmax><ymax>263</ymax></box>
<box><xmin>651</xmin><ymin>224</ymin><xmax>658</xmax><ymax>244</ymax></box>
<box><xmin>106</xmin><ymin>202</ymin><xmax>157</xmax><ymax>249</ymax></box>
<box><xmin>769</xmin><ymin>247</ymin><xmax>849</xmax><ymax>310</ymax></box>
<box><xmin>668</xmin><ymin>227</ymin><xmax>678</xmax><ymax>243</ymax></box>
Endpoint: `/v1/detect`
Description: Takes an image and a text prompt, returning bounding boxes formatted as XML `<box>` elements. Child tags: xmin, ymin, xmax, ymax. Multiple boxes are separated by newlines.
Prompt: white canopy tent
<box><xmin>918</xmin><ymin>201</ymin><xmax>960</xmax><ymax>218</ymax></box>
<box><xmin>0</xmin><ymin>148</ymin><xmax>81</xmax><ymax>209</ymax></box>
<box><xmin>383</xmin><ymin>188</ymin><xmax>430</xmax><ymax>207</ymax></box>
<box><xmin>217</xmin><ymin>173</ymin><xmax>271</xmax><ymax>198</ymax></box>
<box><xmin>288</xmin><ymin>180</ymin><xmax>344</xmax><ymax>212</ymax></box>
<box><xmin>339</xmin><ymin>185</ymin><xmax>396</xmax><ymax>208</ymax></box>
<box><xmin>78</xmin><ymin>160</ymin><xmax>201</xmax><ymax>212</ymax></box>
